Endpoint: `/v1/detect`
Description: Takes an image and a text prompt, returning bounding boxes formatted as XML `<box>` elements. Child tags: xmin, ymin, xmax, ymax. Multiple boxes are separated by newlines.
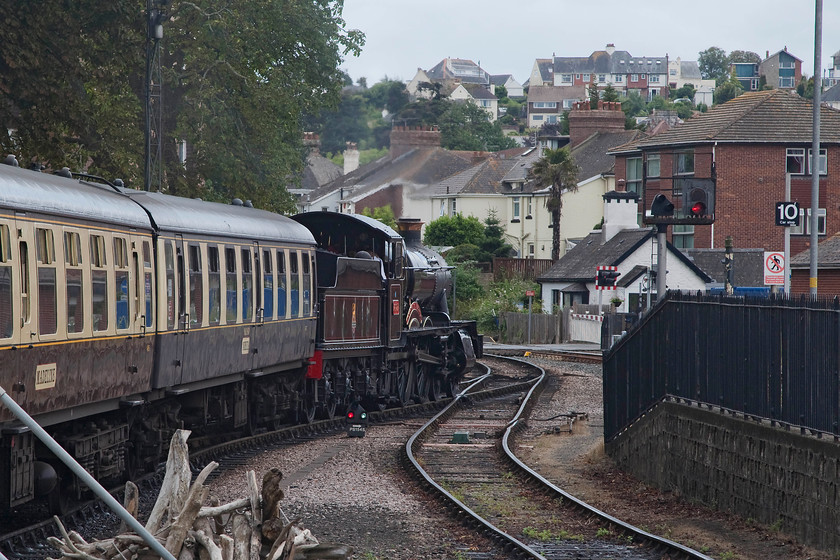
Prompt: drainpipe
<box><xmin>0</xmin><ymin>385</ymin><xmax>177</xmax><ymax>560</ymax></box>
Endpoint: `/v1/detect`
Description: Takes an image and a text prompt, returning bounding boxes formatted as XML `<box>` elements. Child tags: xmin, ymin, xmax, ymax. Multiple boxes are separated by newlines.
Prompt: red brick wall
<box><xmin>617</xmin><ymin>144</ymin><xmax>840</xmax><ymax>255</ymax></box>
<box><xmin>356</xmin><ymin>184</ymin><xmax>404</xmax><ymax>218</ymax></box>
<box><xmin>712</xmin><ymin>144</ymin><xmax>839</xmax><ymax>255</ymax></box>
<box><xmin>790</xmin><ymin>269</ymin><xmax>840</xmax><ymax>296</ymax></box>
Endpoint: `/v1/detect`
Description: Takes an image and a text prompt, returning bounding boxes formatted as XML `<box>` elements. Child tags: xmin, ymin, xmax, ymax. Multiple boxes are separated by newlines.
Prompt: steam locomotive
<box><xmin>0</xmin><ymin>158</ymin><xmax>480</xmax><ymax>514</ymax></box>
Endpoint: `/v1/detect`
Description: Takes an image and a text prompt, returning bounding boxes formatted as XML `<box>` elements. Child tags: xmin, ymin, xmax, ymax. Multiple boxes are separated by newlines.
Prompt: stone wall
<box><xmin>606</xmin><ymin>400</ymin><xmax>840</xmax><ymax>551</ymax></box>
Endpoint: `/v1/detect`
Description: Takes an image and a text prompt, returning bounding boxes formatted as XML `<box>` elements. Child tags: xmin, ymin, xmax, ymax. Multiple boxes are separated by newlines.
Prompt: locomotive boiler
<box><xmin>0</xmin><ymin>159</ymin><xmax>480</xmax><ymax>516</ymax></box>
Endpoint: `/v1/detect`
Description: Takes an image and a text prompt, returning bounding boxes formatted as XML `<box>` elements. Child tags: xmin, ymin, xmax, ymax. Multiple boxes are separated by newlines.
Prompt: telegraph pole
<box><xmin>809</xmin><ymin>0</ymin><xmax>822</xmax><ymax>296</ymax></box>
<box><xmin>144</xmin><ymin>0</ymin><xmax>167</xmax><ymax>192</ymax></box>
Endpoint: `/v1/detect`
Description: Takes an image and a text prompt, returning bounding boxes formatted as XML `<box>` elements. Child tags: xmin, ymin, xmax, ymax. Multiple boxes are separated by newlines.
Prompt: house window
<box><xmin>574</xmin><ymin>74</ymin><xmax>581</xmax><ymax>80</ymax></box>
<box><xmin>562</xmin><ymin>99</ymin><xmax>576</xmax><ymax>109</ymax></box>
<box><xmin>528</xmin><ymin>243</ymin><xmax>535</xmax><ymax>257</ymax></box>
<box><xmin>779</xmin><ymin>76</ymin><xmax>795</xmax><ymax>88</ymax></box>
<box><xmin>675</xmin><ymin>150</ymin><xmax>694</xmax><ymax>175</ymax></box>
<box><xmin>614</xmin><ymin>75</ymin><xmax>624</xmax><ymax>83</ymax></box>
<box><xmin>450</xmin><ymin>198</ymin><xmax>457</xmax><ymax>215</ymax></box>
<box><xmin>787</xmin><ymin>148</ymin><xmax>805</xmax><ymax>174</ymax></box>
<box><xmin>532</xmin><ymin>115</ymin><xmax>544</xmax><ymax>121</ymax></box>
<box><xmin>526</xmin><ymin>197</ymin><xmax>533</xmax><ymax>218</ymax></box>
<box><xmin>809</xmin><ymin>148</ymin><xmax>827</xmax><ymax>175</ymax></box>
<box><xmin>750</xmin><ymin>79</ymin><xmax>759</xmax><ymax>90</ymax></box>
<box><xmin>790</xmin><ymin>208</ymin><xmax>826</xmax><ymax>235</ymax></box>
<box><xmin>533</xmin><ymin>101</ymin><xmax>557</xmax><ymax>108</ymax></box>
<box><xmin>672</xmin><ymin>225</ymin><xmax>694</xmax><ymax>249</ymax></box>
<box><xmin>439</xmin><ymin>199</ymin><xmax>446</xmax><ymax>217</ymax></box>
<box><xmin>630</xmin><ymin>74</ymin><xmax>638</xmax><ymax>82</ymax></box>
<box><xmin>646</xmin><ymin>154</ymin><xmax>660</xmax><ymax>178</ymax></box>
<box><xmin>650</xmin><ymin>74</ymin><xmax>660</xmax><ymax>83</ymax></box>
<box><xmin>479</xmin><ymin>99</ymin><xmax>492</xmax><ymax>107</ymax></box>
<box><xmin>626</xmin><ymin>157</ymin><xmax>643</xmax><ymax>193</ymax></box>
<box><xmin>582</xmin><ymin>74</ymin><xmax>590</xmax><ymax>82</ymax></box>
<box><xmin>561</xmin><ymin>74</ymin><xmax>572</xmax><ymax>83</ymax></box>
<box><xmin>669</xmin><ymin>68</ymin><xmax>677</xmax><ymax>76</ymax></box>
<box><xmin>598</xmin><ymin>74</ymin><xmax>606</xmax><ymax>82</ymax></box>
<box><xmin>512</xmin><ymin>197</ymin><xmax>521</xmax><ymax>222</ymax></box>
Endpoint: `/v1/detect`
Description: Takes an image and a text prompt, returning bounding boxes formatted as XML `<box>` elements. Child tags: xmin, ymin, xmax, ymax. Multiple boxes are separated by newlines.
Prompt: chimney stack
<box><xmin>343</xmin><ymin>142</ymin><xmax>359</xmax><ymax>175</ymax></box>
<box><xmin>389</xmin><ymin>126</ymin><xmax>441</xmax><ymax>159</ymax></box>
<box><xmin>568</xmin><ymin>101</ymin><xmax>625</xmax><ymax>147</ymax></box>
<box><xmin>396</xmin><ymin>217</ymin><xmax>424</xmax><ymax>246</ymax></box>
<box><xmin>601</xmin><ymin>191</ymin><xmax>639</xmax><ymax>243</ymax></box>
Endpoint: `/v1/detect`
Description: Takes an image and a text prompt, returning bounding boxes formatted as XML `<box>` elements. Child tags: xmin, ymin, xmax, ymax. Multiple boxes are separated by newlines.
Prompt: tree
<box><xmin>438</xmin><ymin>102</ymin><xmax>516</xmax><ymax>152</ymax></box>
<box><xmin>714</xmin><ymin>74</ymin><xmax>744</xmax><ymax>105</ymax></box>
<box><xmin>672</xmin><ymin>84</ymin><xmax>696</xmax><ymax>101</ymax></box>
<box><xmin>478</xmin><ymin>211</ymin><xmax>514</xmax><ymax>261</ymax></box>
<box><xmin>728</xmin><ymin>50</ymin><xmax>762</xmax><ymax>65</ymax></box>
<box><xmin>424</xmin><ymin>214</ymin><xmax>485</xmax><ymax>247</ymax></box>
<box><xmin>360</xmin><ymin>205</ymin><xmax>398</xmax><ymax>229</ymax></box>
<box><xmin>495</xmin><ymin>84</ymin><xmax>508</xmax><ymax>100</ymax></box>
<box><xmin>698</xmin><ymin>46</ymin><xmax>730</xmax><ymax>83</ymax></box>
<box><xmin>797</xmin><ymin>76</ymin><xmax>814</xmax><ymax>99</ymax></box>
<box><xmin>1</xmin><ymin>1</ymin><xmax>364</xmax><ymax>214</ymax></box>
<box><xmin>527</xmin><ymin>147</ymin><xmax>580</xmax><ymax>260</ymax></box>
<box><xmin>602</xmin><ymin>84</ymin><xmax>620</xmax><ymax>102</ymax></box>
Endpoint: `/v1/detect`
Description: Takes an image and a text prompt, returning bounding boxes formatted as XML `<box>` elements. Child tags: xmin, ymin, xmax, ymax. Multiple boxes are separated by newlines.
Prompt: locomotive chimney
<box><xmin>396</xmin><ymin>217</ymin><xmax>424</xmax><ymax>245</ymax></box>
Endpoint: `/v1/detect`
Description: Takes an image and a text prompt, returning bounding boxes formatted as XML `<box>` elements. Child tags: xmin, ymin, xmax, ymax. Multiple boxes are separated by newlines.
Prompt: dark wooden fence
<box><xmin>603</xmin><ymin>292</ymin><xmax>840</xmax><ymax>442</ymax></box>
<box><xmin>493</xmin><ymin>258</ymin><xmax>554</xmax><ymax>282</ymax></box>
<box><xmin>501</xmin><ymin>311</ymin><xmax>566</xmax><ymax>344</ymax></box>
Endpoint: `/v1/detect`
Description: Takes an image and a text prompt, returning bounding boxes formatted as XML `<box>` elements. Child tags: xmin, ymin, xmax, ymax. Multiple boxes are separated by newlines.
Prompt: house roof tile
<box><xmin>609</xmin><ymin>90</ymin><xmax>840</xmax><ymax>154</ymax></box>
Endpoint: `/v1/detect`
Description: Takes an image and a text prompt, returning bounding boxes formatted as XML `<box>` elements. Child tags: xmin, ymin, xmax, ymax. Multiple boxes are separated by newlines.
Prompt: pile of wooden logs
<box><xmin>48</xmin><ymin>430</ymin><xmax>350</xmax><ymax>560</ymax></box>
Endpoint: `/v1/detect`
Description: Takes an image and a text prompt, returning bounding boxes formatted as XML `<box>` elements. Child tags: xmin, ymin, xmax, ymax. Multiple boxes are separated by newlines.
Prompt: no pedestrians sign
<box><xmin>764</xmin><ymin>252</ymin><xmax>785</xmax><ymax>285</ymax></box>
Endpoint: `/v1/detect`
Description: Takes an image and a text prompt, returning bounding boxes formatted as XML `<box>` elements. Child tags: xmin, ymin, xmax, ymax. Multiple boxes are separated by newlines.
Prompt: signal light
<box><xmin>690</xmin><ymin>201</ymin><xmax>707</xmax><ymax>216</ymax></box>
<box><xmin>347</xmin><ymin>411</ymin><xmax>354</xmax><ymax>420</ymax></box>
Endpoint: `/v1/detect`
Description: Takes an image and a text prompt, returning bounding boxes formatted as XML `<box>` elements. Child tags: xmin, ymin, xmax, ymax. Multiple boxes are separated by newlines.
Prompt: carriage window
<box><xmin>114</xmin><ymin>237</ymin><xmax>130</xmax><ymax>330</ymax></box>
<box><xmin>290</xmin><ymin>251</ymin><xmax>299</xmax><ymax>318</ymax></box>
<box><xmin>64</xmin><ymin>232</ymin><xmax>82</xmax><ymax>266</ymax></box>
<box><xmin>90</xmin><ymin>235</ymin><xmax>106</xmax><ymax>267</ymax></box>
<box><xmin>65</xmin><ymin>232</ymin><xmax>83</xmax><ymax>333</ymax></box>
<box><xmin>277</xmin><ymin>250</ymin><xmax>286</xmax><ymax>318</ymax></box>
<box><xmin>208</xmin><ymin>246</ymin><xmax>221</xmax><ymax>326</ymax></box>
<box><xmin>165</xmin><ymin>242</ymin><xmax>175</xmax><ymax>330</ymax></box>
<box><xmin>91</xmin><ymin>235</ymin><xmax>108</xmax><ymax>331</ymax></box>
<box><xmin>36</xmin><ymin>228</ymin><xmax>55</xmax><ymax>264</ymax></box>
<box><xmin>188</xmin><ymin>244</ymin><xmax>203</xmax><ymax>326</ymax></box>
<box><xmin>263</xmin><ymin>249</ymin><xmax>274</xmax><ymax>319</ymax></box>
<box><xmin>0</xmin><ymin>224</ymin><xmax>12</xmax><ymax>338</ymax></box>
<box><xmin>226</xmin><ymin>247</ymin><xmax>237</xmax><ymax>323</ymax></box>
<box><xmin>143</xmin><ymin>241</ymin><xmax>152</xmax><ymax>328</ymax></box>
<box><xmin>242</xmin><ymin>248</ymin><xmax>253</xmax><ymax>322</ymax></box>
<box><xmin>36</xmin><ymin>228</ymin><xmax>57</xmax><ymax>335</ymax></box>
<box><xmin>302</xmin><ymin>252</ymin><xmax>311</xmax><ymax>316</ymax></box>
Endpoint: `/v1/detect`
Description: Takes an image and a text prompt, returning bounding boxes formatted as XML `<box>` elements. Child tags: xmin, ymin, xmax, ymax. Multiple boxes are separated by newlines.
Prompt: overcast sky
<box><xmin>339</xmin><ymin>1</ymin><xmax>839</xmax><ymax>85</ymax></box>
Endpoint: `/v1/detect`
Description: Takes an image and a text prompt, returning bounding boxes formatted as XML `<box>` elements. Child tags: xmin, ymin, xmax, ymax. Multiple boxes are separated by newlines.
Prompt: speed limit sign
<box><xmin>776</xmin><ymin>202</ymin><xmax>799</xmax><ymax>226</ymax></box>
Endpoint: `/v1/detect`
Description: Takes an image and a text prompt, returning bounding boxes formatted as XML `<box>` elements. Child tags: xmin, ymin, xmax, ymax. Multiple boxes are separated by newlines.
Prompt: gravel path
<box><xmin>204</xmin><ymin>357</ymin><xmax>836</xmax><ymax>560</ymax></box>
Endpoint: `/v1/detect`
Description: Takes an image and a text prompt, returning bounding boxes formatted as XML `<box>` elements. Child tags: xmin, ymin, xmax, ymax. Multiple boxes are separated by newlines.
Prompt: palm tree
<box><xmin>527</xmin><ymin>147</ymin><xmax>580</xmax><ymax>260</ymax></box>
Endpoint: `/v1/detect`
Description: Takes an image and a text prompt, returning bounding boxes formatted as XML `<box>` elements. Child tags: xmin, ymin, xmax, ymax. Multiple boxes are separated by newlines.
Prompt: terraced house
<box><xmin>608</xmin><ymin>90</ymin><xmax>840</xmax><ymax>256</ymax></box>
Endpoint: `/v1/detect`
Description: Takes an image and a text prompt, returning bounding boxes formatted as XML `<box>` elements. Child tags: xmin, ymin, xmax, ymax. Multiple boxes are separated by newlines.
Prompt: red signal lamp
<box><xmin>690</xmin><ymin>201</ymin><xmax>707</xmax><ymax>216</ymax></box>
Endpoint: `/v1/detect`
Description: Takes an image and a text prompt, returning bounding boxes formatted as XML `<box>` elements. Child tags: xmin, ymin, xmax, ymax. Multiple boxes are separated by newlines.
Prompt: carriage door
<box><xmin>247</xmin><ymin>242</ymin><xmax>262</xmax><ymax>370</ymax></box>
<box><xmin>173</xmin><ymin>234</ymin><xmax>188</xmax><ymax>385</ymax></box>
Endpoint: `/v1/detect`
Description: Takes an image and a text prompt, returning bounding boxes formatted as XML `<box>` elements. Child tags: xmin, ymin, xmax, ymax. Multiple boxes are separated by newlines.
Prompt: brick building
<box><xmin>608</xmin><ymin>90</ymin><xmax>840</xmax><ymax>259</ymax></box>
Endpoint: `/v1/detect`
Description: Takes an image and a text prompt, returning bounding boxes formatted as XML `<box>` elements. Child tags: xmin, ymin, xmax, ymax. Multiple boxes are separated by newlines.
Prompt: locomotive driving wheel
<box><xmin>429</xmin><ymin>375</ymin><xmax>445</xmax><ymax>402</ymax></box>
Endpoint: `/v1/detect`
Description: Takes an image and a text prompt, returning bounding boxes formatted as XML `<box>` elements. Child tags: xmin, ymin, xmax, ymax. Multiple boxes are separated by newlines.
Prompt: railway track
<box><xmin>486</xmin><ymin>347</ymin><xmax>603</xmax><ymax>364</ymax></box>
<box><xmin>404</xmin><ymin>355</ymin><xmax>714</xmax><ymax>560</ymax></box>
<box><xmin>0</xmin><ymin>363</ymin><xmax>507</xmax><ymax>559</ymax></box>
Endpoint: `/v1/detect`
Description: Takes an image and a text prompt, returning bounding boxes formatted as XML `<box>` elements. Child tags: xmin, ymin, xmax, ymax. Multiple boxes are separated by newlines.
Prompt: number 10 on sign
<box><xmin>776</xmin><ymin>202</ymin><xmax>799</xmax><ymax>227</ymax></box>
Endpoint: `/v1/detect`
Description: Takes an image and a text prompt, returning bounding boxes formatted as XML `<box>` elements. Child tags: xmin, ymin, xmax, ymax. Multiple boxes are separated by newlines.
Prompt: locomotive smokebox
<box><xmin>397</xmin><ymin>218</ymin><xmax>452</xmax><ymax>315</ymax></box>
